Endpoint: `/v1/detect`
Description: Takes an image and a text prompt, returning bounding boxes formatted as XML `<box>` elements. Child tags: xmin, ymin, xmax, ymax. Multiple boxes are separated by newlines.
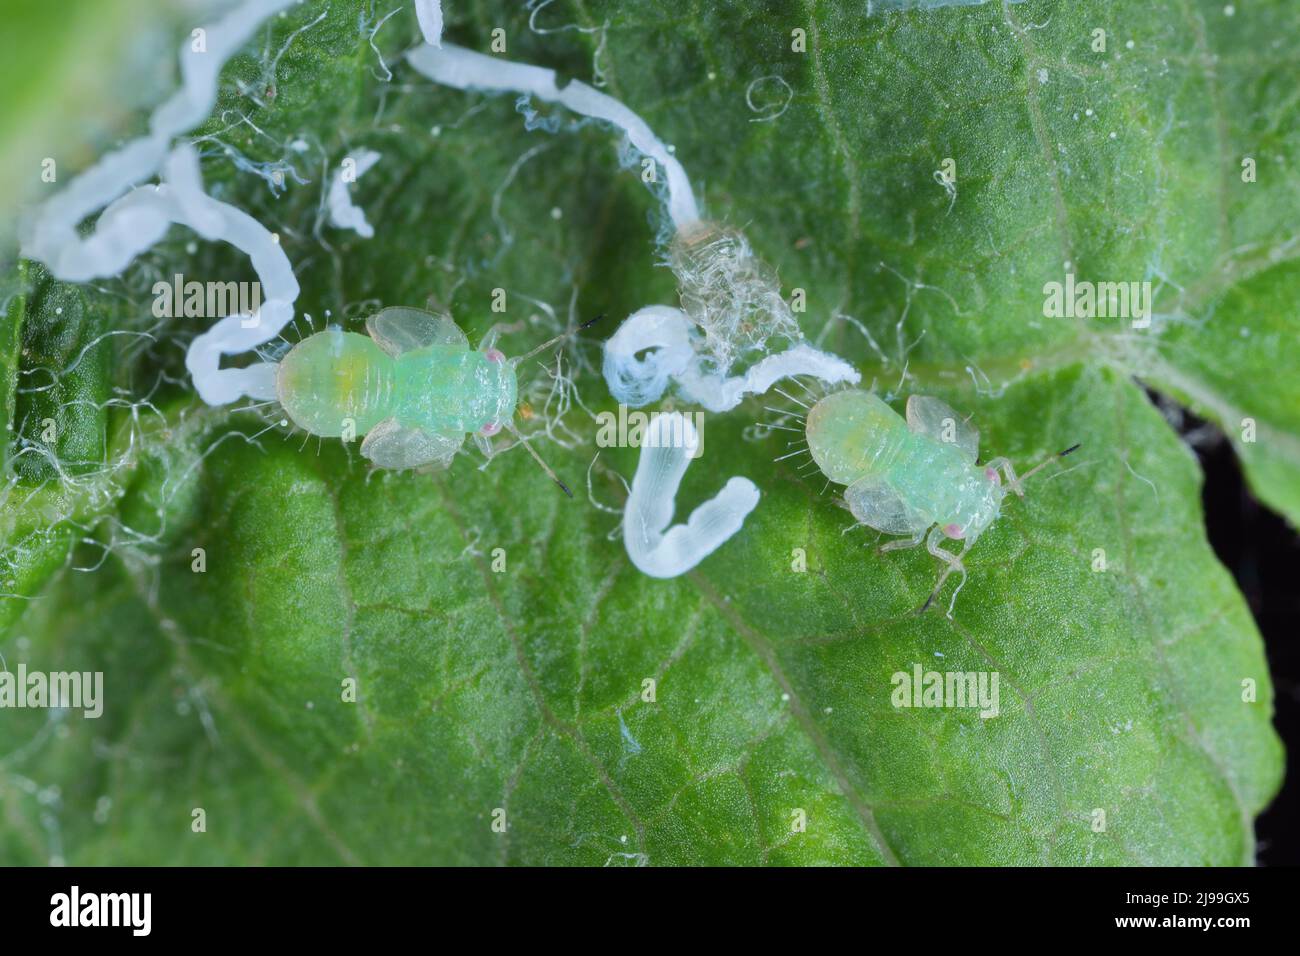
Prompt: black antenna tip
<box><xmin>1059</xmin><ymin>443</ymin><xmax>1082</xmax><ymax>457</ymax></box>
<box><xmin>556</xmin><ymin>477</ymin><xmax>574</xmax><ymax>498</ymax></box>
<box><xmin>578</xmin><ymin>313</ymin><xmax>605</xmax><ymax>332</ymax></box>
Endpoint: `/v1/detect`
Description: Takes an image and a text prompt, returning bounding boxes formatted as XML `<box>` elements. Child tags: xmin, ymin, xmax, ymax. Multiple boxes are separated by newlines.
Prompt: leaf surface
<box><xmin>0</xmin><ymin>0</ymin><xmax>1288</xmax><ymax>865</ymax></box>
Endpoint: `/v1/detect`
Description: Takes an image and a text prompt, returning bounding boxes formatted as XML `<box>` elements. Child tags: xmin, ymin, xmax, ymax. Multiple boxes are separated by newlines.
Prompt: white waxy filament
<box><xmin>327</xmin><ymin>149</ymin><xmax>383</xmax><ymax>238</ymax></box>
<box><xmin>19</xmin><ymin>0</ymin><xmax>297</xmax><ymax>280</ymax></box>
<box><xmin>17</xmin><ymin>0</ymin><xmax>299</xmax><ymax>407</ymax></box>
<box><xmin>624</xmin><ymin>413</ymin><xmax>760</xmax><ymax>578</ymax></box>
<box><xmin>407</xmin><ymin>42</ymin><xmax>701</xmax><ymax>232</ymax></box>
<box><xmin>604</xmin><ymin>305</ymin><xmax>860</xmax><ymax>411</ymax></box>
<box><xmin>413</xmin><ymin>0</ymin><xmax>444</xmax><ymax>47</ymax></box>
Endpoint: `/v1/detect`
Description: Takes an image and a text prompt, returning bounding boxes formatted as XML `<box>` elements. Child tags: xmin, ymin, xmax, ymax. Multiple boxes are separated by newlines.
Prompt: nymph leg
<box><xmin>878</xmin><ymin>528</ymin><xmax>927</xmax><ymax>553</ymax></box>
<box><xmin>921</xmin><ymin>526</ymin><xmax>971</xmax><ymax>618</ymax></box>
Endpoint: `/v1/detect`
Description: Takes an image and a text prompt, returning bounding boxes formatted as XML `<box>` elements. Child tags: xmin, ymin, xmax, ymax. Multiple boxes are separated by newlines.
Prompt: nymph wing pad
<box><xmin>360</xmin><ymin>416</ymin><xmax>466</xmax><ymax>470</ymax></box>
<box><xmin>906</xmin><ymin>394</ymin><xmax>979</xmax><ymax>462</ymax></box>
<box><xmin>366</xmin><ymin>306</ymin><xmax>469</xmax><ymax>357</ymax></box>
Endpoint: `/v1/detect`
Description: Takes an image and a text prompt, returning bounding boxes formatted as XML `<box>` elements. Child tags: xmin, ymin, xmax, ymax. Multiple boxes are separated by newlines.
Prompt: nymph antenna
<box><xmin>507</xmin><ymin>424</ymin><xmax>573</xmax><ymax>498</ymax></box>
<box><xmin>511</xmin><ymin>314</ymin><xmax>605</xmax><ymax>366</ymax></box>
<box><xmin>1017</xmin><ymin>442</ymin><xmax>1082</xmax><ymax>484</ymax></box>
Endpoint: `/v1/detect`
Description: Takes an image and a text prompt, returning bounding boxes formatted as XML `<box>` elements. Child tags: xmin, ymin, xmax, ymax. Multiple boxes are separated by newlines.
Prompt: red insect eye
<box><xmin>481</xmin><ymin>421</ymin><xmax>501</xmax><ymax>436</ymax></box>
<box><xmin>943</xmin><ymin>523</ymin><xmax>963</xmax><ymax>539</ymax></box>
<box><xmin>985</xmin><ymin>467</ymin><xmax>1000</xmax><ymax>484</ymax></box>
<box><xmin>485</xmin><ymin>348</ymin><xmax>505</xmax><ymax>363</ymax></box>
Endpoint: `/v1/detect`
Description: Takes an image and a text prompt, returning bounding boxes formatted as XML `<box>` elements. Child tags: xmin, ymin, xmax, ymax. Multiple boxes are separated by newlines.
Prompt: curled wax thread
<box><xmin>413</xmin><ymin>0</ymin><xmax>444</xmax><ymax>47</ymax></box>
<box><xmin>327</xmin><ymin>150</ymin><xmax>383</xmax><ymax>238</ymax></box>
<box><xmin>602</xmin><ymin>306</ymin><xmax>859</xmax><ymax>412</ymax></box>
<box><xmin>20</xmin><ymin>0</ymin><xmax>297</xmax><ymax>280</ymax></box>
<box><xmin>407</xmin><ymin>42</ymin><xmax>701</xmax><ymax>231</ymax></box>
<box><xmin>623</xmin><ymin>412</ymin><xmax>760</xmax><ymax>578</ymax></box>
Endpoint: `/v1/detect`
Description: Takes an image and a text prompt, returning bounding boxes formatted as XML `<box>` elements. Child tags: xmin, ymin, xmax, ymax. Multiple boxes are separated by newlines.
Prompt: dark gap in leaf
<box><xmin>1148</xmin><ymin>388</ymin><xmax>1300</xmax><ymax>865</ymax></box>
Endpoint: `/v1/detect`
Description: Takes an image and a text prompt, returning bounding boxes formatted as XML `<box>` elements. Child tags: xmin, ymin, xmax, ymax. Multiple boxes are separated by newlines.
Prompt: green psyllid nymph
<box><xmin>790</xmin><ymin>388</ymin><xmax>1078</xmax><ymax>615</ymax></box>
<box><xmin>276</xmin><ymin>307</ymin><xmax>598</xmax><ymax>494</ymax></box>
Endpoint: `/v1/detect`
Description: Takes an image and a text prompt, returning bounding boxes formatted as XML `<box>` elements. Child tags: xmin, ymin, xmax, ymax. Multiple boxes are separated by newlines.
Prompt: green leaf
<box><xmin>0</xmin><ymin>0</ymin><xmax>1288</xmax><ymax>865</ymax></box>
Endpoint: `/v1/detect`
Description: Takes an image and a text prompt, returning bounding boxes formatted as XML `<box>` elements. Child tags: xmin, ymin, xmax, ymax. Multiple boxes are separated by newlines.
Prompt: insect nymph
<box><xmin>799</xmin><ymin>389</ymin><xmax>1078</xmax><ymax>614</ymax></box>
<box><xmin>277</xmin><ymin>306</ymin><xmax>590</xmax><ymax>493</ymax></box>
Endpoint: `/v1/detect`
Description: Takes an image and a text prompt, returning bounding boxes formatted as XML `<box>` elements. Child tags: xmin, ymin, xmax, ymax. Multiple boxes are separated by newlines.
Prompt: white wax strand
<box><xmin>602</xmin><ymin>304</ymin><xmax>697</xmax><ymax>407</ymax></box>
<box><xmin>623</xmin><ymin>413</ymin><xmax>760</xmax><ymax>578</ymax></box>
<box><xmin>413</xmin><ymin>0</ymin><xmax>444</xmax><ymax>47</ymax></box>
<box><xmin>20</xmin><ymin>0</ymin><xmax>297</xmax><ymax>280</ymax></box>
<box><xmin>603</xmin><ymin>306</ymin><xmax>860</xmax><ymax>411</ymax></box>
<box><xmin>327</xmin><ymin>149</ymin><xmax>382</xmax><ymax>238</ymax></box>
<box><xmin>407</xmin><ymin>42</ymin><xmax>701</xmax><ymax>231</ymax></box>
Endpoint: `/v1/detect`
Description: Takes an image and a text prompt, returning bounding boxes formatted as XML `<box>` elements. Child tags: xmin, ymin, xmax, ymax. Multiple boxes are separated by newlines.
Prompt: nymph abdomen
<box><xmin>806</xmin><ymin>389</ymin><xmax>909</xmax><ymax>484</ymax></box>
<box><xmin>277</xmin><ymin>330</ymin><xmax>394</xmax><ymax>437</ymax></box>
